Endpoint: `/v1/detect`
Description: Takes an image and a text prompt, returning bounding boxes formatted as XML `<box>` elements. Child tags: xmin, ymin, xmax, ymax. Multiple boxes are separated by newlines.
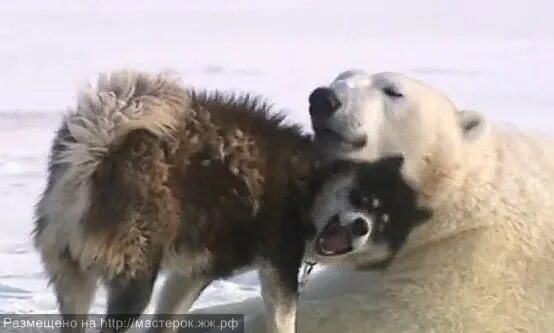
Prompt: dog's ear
<box><xmin>355</xmin><ymin>155</ymin><xmax>405</xmax><ymax>182</ymax></box>
<box><xmin>313</xmin><ymin>159</ymin><xmax>341</xmax><ymax>179</ymax></box>
<box><xmin>377</xmin><ymin>155</ymin><xmax>405</xmax><ymax>173</ymax></box>
<box><xmin>414</xmin><ymin>205</ymin><xmax>433</xmax><ymax>225</ymax></box>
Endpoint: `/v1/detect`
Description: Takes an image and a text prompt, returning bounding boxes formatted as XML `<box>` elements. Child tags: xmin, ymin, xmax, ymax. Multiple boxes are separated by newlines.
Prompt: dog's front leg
<box><xmin>258</xmin><ymin>266</ymin><xmax>298</xmax><ymax>333</ymax></box>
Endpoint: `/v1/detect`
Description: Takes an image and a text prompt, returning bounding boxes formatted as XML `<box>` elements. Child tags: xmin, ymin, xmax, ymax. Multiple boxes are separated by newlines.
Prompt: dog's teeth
<box><xmin>319</xmin><ymin>238</ymin><xmax>324</xmax><ymax>245</ymax></box>
<box><xmin>382</xmin><ymin>214</ymin><xmax>390</xmax><ymax>223</ymax></box>
<box><xmin>323</xmin><ymin>249</ymin><xmax>335</xmax><ymax>255</ymax></box>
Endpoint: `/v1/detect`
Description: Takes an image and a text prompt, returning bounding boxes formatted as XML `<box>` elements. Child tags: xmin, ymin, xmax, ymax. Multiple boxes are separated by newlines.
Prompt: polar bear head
<box><xmin>309</xmin><ymin>71</ymin><xmax>488</xmax><ymax>165</ymax></box>
<box><xmin>310</xmin><ymin>156</ymin><xmax>433</xmax><ymax>267</ymax></box>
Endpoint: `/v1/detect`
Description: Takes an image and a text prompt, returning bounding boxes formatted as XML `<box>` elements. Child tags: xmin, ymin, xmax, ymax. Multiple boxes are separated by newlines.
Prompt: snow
<box><xmin>0</xmin><ymin>0</ymin><xmax>552</xmax><ymax>317</ymax></box>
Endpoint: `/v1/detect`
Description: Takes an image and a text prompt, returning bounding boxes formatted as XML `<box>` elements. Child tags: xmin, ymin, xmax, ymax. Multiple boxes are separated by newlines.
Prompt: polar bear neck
<box><xmin>388</xmin><ymin>127</ymin><xmax>554</xmax><ymax>277</ymax></box>
<box><xmin>397</xmin><ymin>132</ymin><xmax>500</xmax><ymax>253</ymax></box>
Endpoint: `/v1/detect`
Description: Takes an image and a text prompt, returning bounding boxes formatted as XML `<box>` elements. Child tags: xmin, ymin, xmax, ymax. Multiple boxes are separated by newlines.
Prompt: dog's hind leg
<box><xmin>42</xmin><ymin>249</ymin><xmax>98</xmax><ymax>333</ymax></box>
<box><xmin>146</xmin><ymin>272</ymin><xmax>210</xmax><ymax>333</ymax></box>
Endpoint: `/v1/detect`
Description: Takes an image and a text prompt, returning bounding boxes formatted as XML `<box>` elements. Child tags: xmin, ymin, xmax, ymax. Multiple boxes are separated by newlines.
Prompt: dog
<box><xmin>309</xmin><ymin>155</ymin><xmax>433</xmax><ymax>270</ymax></box>
<box><xmin>33</xmin><ymin>70</ymin><xmax>322</xmax><ymax>333</ymax></box>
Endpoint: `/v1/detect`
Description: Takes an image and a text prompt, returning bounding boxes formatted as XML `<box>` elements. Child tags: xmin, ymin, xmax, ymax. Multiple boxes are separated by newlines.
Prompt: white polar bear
<box><xmin>195</xmin><ymin>71</ymin><xmax>554</xmax><ymax>333</ymax></box>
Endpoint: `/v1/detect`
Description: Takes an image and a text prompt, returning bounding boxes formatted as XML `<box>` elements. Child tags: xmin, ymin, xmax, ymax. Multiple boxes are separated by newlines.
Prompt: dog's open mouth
<box><xmin>314</xmin><ymin>128</ymin><xmax>367</xmax><ymax>150</ymax></box>
<box><xmin>315</xmin><ymin>216</ymin><xmax>353</xmax><ymax>256</ymax></box>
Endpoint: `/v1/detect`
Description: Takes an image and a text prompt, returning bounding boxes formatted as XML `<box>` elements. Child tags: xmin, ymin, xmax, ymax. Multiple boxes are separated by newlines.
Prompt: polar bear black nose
<box><xmin>309</xmin><ymin>87</ymin><xmax>341</xmax><ymax>118</ymax></box>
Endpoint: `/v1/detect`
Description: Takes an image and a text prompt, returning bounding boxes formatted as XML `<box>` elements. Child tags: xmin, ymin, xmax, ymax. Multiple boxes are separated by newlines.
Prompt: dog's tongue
<box><xmin>320</xmin><ymin>225</ymin><xmax>351</xmax><ymax>254</ymax></box>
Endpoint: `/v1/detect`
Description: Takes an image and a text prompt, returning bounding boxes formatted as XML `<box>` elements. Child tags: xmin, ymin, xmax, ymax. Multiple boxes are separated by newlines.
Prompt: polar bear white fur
<box><xmin>195</xmin><ymin>71</ymin><xmax>554</xmax><ymax>333</ymax></box>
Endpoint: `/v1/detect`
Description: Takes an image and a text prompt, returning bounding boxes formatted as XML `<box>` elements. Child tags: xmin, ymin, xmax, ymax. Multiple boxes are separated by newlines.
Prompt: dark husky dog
<box><xmin>33</xmin><ymin>70</ymin><xmax>321</xmax><ymax>333</ymax></box>
<box><xmin>309</xmin><ymin>156</ymin><xmax>433</xmax><ymax>270</ymax></box>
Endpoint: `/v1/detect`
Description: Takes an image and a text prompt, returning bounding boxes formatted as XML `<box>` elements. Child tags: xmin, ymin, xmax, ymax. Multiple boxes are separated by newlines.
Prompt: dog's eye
<box><xmin>382</xmin><ymin>85</ymin><xmax>403</xmax><ymax>98</ymax></box>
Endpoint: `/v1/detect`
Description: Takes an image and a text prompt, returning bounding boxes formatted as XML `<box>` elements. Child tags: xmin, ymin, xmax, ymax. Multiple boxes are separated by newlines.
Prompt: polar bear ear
<box><xmin>457</xmin><ymin>109</ymin><xmax>488</xmax><ymax>142</ymax></box>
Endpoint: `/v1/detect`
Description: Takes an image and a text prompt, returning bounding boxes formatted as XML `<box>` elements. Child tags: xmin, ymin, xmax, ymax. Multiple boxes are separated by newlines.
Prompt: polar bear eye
<box><xmin>382</xmin><ymin>85</ymin><xmax>403</xmax><ymax>98</ymax></box>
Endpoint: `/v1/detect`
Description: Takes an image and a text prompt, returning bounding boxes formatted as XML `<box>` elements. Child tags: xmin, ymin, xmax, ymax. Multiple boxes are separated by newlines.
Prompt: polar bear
<box><xmin>300</xmin><ymin>70</ymin><xmax>554</xmax><ymax>332</ymax></box>
<box><xmin>195</xmin><ymin>71</ymin><xmax>554</xmax><ymax>333</ymax></box>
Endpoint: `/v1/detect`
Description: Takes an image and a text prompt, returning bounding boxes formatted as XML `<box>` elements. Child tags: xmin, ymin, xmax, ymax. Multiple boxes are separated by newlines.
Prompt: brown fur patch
<box><xmin>84</xmin><ymin>91</ymin><xmax>320</xmax><ymax>281</ymax></box>
<box><xmin>84</xmin><ymin>130</ymin><xmax>180</xmax><ymax>278</ymax></box>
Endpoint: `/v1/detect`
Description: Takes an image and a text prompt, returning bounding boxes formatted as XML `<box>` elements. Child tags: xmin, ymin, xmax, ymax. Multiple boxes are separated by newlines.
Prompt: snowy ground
<box><xmin>0</xmin><ymin>0</ymin><xmax>553</xmax><ymax>316</ymax></box>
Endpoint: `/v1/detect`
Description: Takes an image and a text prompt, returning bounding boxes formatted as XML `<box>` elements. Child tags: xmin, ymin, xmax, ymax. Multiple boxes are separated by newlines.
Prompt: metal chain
<box><xmin>299</xmin><ymin>261</ymin><xmax>317</xmax><ymax>289</ymax></box>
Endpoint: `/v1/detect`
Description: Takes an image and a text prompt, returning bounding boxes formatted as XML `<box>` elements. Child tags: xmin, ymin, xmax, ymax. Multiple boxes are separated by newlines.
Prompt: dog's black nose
<box><xmin>309</xmin><ymin>87</ymin><xmax>341</xmax><ymax>118</ymax></box>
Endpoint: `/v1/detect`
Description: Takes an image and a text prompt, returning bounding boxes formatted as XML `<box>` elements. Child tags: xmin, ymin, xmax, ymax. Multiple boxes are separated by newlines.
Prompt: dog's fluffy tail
<box><xmin>59</xmin><ymin>70</ymin><xmax>187</xmax><ymax>180</ymax></box>
<box><xmin>34</xmin><ymin>70</ymin><xmax>188</xmax><ymax>258</ymax></box>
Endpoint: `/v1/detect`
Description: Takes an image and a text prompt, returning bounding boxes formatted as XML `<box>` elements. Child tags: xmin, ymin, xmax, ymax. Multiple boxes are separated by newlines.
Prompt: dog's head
<box><xmin>311</xmin><ymin>156</ymin><xmax>432</xmax><ymax>268</ymax></box>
